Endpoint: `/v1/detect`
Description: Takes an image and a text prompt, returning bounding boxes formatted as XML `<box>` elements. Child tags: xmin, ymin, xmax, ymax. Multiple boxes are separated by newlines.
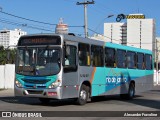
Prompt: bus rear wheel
<box><xmin>120</xmin><ymin>83</ymin><xmax>135</xmax><ymax>100</ymax></box>
<box><xmin>76</xmin><ymin>84</ymin><xmax>89</xmax><ymax>105</ymax></box>
<box><xmin>128</xmin><ymin>83</ymin><xmax>135</xmax><ymax>99</ymax></box>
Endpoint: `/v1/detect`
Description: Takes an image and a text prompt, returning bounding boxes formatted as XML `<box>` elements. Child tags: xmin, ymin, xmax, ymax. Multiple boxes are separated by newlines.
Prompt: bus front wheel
<box><xmin>76</xmin><ymin>84</ymin><xmax>89</xmax><ymax>105</ymax></box>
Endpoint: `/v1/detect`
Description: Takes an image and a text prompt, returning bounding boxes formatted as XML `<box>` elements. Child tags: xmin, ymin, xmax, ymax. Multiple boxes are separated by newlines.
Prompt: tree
<box><xmin>0</xmin><ymin>46</ymin><xmax>16</xmax><ymax>65</ymax></box>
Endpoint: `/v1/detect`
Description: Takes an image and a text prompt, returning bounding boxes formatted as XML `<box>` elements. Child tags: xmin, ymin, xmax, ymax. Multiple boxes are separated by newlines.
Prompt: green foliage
<box><xmin>0</xmin><ymin>46</ymin><xmax>16</xmax><ymax>65</ymax></box>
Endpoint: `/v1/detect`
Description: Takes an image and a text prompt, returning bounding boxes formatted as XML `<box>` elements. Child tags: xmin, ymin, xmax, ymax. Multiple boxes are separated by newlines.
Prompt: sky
<box><xmin>0</xmin><ymin>0</ymin><xmax>159</xmax><ymax>37</ymax></box>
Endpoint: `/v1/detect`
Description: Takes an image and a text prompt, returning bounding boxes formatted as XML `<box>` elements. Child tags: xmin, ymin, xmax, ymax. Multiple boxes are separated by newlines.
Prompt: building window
<box><xmin>105</xmin><ymin>47</ymin><xmax>116</xmax><ymax>67</ymax></box>
<box><xmin>117</xmin><ymin>49</ymin><xmax>126</xmax><ymax>68</ymax></box>
<box><xmin>78</xmin><ymin>43</ymin><xmax>90</xmax><ymax>66</ymax></box>
<box><xmin>91</xmin><ymin>45</ymin><xmax>104</xmax><ymax>67</ymax></box>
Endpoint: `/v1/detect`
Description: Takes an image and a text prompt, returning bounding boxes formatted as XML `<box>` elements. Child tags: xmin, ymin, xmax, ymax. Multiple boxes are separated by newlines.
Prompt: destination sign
<box><xmin>18</xmin><ymin>36</ymin><xmax>61</xmax><ymax>46</ymax></box>
<box><xmin>17</xmin><ymin>66</ymin><xmax>34</xmax><ymax>72</ymax></box>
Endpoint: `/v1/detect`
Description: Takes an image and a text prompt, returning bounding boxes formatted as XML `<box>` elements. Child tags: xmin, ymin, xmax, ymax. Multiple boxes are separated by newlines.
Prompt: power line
<box><xmin>88</xmin><ymin>28</ymin><xmax>154</xmax><ymax>44</ymax></box>
<box><xmin>88</xmin><ymin>28</ymin><xmax>120</xmax><ymax>42</ymax></box>
<box><xmin>63</xmin><ymin>0</ymin><xmax>77</xmax><ymax>2</ymax></box>
<box><xmin>0</xmin><ymin>11</ymin><xmax>83</xmax><ymax>28</ymax></box>
<box><xmin>0</xmin><ymin>18</ymin><xmax>54</xmax><ymax>32</ymax></box>
<box><xmin>0</xmin><ymin>11</ymin><xmax>56</xmax><ymax>26</ymax></box>
<box><xmin>0</xmin><ymin>17</ymin><xmax>85</xmax><ymax>34</ymax></box>
<box><xmin>0</xmin><ymin>17</ymin><xmax>53</xmax><ymax>29</ymax></box>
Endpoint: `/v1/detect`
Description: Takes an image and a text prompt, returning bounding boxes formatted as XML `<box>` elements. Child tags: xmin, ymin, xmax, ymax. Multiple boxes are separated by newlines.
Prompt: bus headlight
<box><xmin>15</xmin><ymin>80</ymin><xmax>22</xmax><ymax>88</ymax></box>
<box><xmin>48</xmin><ymin>80</ymin><xmax>61</xmax><ymax>88</ymax></box>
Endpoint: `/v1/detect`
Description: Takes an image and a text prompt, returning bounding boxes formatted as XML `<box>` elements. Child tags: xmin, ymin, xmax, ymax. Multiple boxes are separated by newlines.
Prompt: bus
<box><xmin>14</xmin><ymin>33</ymin><xmax>153</xmax><ymax>105</ymax></box>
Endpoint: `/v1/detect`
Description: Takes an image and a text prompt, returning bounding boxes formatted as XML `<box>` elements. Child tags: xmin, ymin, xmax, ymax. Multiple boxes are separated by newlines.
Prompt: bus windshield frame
<box><xmin>15</xmin><ymin>45</ymin><xmax>62</xmax><ymax>76</ymax></box>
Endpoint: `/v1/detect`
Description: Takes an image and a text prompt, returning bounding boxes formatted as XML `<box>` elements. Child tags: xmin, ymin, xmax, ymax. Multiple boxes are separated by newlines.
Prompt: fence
<box><xmin>0</xmin><ymin>64</ymin><xmax>15</xmax><ymax>89</ymax></box>
<box><xmin>0</xmin><ymin>64</ymin><xmax>160</xmax><ymax>89</ymax></box>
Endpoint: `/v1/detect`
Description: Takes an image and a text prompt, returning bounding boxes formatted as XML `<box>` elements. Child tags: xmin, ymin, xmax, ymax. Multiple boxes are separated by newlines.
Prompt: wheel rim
<box><xmin>80</xmin><ymin>90</ymin><xmax>87</xmax><ymax>101</ymax></box>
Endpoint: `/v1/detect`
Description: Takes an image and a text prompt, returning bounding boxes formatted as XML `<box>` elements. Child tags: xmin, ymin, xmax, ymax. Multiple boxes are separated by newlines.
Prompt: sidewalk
<box><xmin>153</xmin><ymin>85</ymin><xmax>160</xmax><ymax>90</ymax></box>
<box><xmin>0</xmin><ymin>89</ymin><xmax>14</xmax><ymax>97</ymax></box>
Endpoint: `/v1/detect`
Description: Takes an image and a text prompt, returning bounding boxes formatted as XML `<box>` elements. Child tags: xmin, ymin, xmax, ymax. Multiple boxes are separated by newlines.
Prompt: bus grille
<box><xmin>27</xmin><ymin>90</ymin><xmax>43</xmax><ymax>94</ymax></box>
<box><xmin>22</xmin><ymin>79</ymin><xmax>50</xmax><ymax>84</ymax></box>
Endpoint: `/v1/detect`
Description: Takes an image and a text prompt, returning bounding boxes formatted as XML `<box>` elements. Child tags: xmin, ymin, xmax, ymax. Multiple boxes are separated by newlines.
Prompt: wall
<box><xmin>0</xmin><ymin>65</ymin><xmax>5</xmax><ymax>88</ymax></box>
<box><xmin>154</xmin><ymin>70</ymin><xmax>160</xmax><ymax>85</ymax></box>
<box><xmin>0</xmin><ymin>64</ymin><xmax>15</xmax><ymax>89</ymax></box>
<box><xmin>104</xmin><ymin>23</ymin><xmax>124</xmax><ymax>44</ymax></box>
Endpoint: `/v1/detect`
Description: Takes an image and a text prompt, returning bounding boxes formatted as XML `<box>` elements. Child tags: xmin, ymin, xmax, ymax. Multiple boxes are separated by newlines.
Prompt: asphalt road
<box><xmin>0</xmin><ymin>86</ymin><xmax>160</xmax><ymax>120</ymax></box>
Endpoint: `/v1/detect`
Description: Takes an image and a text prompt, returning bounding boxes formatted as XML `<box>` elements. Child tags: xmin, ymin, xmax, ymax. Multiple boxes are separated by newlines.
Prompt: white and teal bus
<box><xmin>14</xmin><ymin>33</ymin><xmax>153</xmax><ymax>105</ymax></box>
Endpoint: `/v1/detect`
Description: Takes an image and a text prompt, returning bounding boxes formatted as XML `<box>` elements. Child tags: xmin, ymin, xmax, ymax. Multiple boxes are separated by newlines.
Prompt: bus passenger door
<box><xmin>62</xmin><ymin>42</ymin><xmax>79</xmax><ymax>99</ymax></box>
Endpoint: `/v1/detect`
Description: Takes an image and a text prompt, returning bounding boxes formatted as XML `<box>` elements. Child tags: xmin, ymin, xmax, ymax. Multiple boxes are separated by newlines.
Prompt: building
<box><xmin>89</xmin><ymin>34</ymin><xmax>105</xmax><ymax>41</ymax></box>
<box><xmin>156</xmin><ymin>37</ymin><xmax>160</xmax><ymax>62</ymax></box>
<box><xmin>104</xmin><ymin>23</ymin><xmax>127</xmax><ymax>44</ymax></box>
<box><xmin>0</xmin><ymin>29</ymin><xmax>27</xmax><ymax>48</ymax></box>
<box><xmin>127</xmin><ymin>18</ymin><xmax>156</xmax><ymax>51</ymax></box>
<box><xmin>55</xmin><ymin>18</ymin><xmax>68</xmax><ymax>34</ymax></box>
<box><xmin>103</xmin><ymin>14</ymin><xmax>156</xmax><ymax>51</ymax></box>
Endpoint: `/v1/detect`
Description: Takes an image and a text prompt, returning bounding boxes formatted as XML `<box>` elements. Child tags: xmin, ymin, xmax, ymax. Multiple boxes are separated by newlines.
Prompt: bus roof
<box><xmin>105</xmin><ymin>42</ymin><xmax>152</xmax><ymax>54</ymax></box>
<box><xmin>19</xmin><ymin>33</ymin><xmax>152</xmax><ymax>54</ymax></box>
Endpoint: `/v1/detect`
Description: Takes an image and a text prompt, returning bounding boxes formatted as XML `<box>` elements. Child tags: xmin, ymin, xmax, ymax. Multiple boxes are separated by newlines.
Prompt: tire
<box><xmin>128</xmin><ymin>83</ymin><xmax>135</xmax><ymax>99</ymax></box>
<box><xmin>120</xmin><ymin>83</ymin><xmax>135</xmax><ymax>100</ymax></box>
<box><xmin>76</xmin><ymin>84</ymin><xmax>89</xmax><ymax>105</ymax></box>
<box><xmin>39</xmin><ymin>98</ymin><xmax>50</xmax><ymax>104</ymax></box>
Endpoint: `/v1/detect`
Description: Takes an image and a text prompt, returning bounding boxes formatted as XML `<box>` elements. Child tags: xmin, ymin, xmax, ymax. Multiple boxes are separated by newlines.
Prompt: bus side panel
<box><xmin>62</xmin><ymin>71</ymin><xmax>79</xmax><ymax>99</ymax></box>
<box><xmin>98</xmin><ymin>68</ymin><xmax>153</xmax><ymax>96</ymax></box>
<box><xmin>104</xmin><ymin>68</ymin><xmax>130</xmax><ymax>95</ymax></box>
<box><xmin>127</xmin><ymin>69</ymin><xmax>153</xmax><ymax>93</ymax></box>
<box><xmin>91</xmin><ymin>67</ymin><xmax>106</xmax><ymax>96</ymax></box>
<box><xmin>78</xmin><ymin>67</ymin><xmax>97</xmax><ymax>96</ymax></box>
<box><xmin>134</xmin><ymin>74</ymin><xmax>153</xmax><ymax>93</ymax></box>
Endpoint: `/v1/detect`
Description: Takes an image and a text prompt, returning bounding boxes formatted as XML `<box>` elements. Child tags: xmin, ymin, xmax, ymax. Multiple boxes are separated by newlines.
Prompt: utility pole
<box><xmin>77</xmin><ymin>0</ymin><xmax>95</xmax><ymax>38</ymax></box>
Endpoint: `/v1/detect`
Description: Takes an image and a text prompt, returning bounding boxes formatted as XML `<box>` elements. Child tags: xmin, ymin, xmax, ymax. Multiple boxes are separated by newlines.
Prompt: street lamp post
<box><xmin>156</xmin><ymin>39</ymin><xmax>159</xmax><ymax>85</ymax></box>
<box><xmin>93</xmin><ymin>14</ymin><xmax>114</xmax><ymax>35</ymax></box>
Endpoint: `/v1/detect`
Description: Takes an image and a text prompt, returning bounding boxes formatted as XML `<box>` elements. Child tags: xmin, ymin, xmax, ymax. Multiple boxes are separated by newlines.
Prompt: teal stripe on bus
<box><xmin>16</xmin><ymin>74</ymin><xmax>57</xmax><ymax>89</ymax></box>
<box><xmin>91</xmin><ymin>67</ymin><xmax>153</xmax><ymax>96</ymax></box>
<box><xmin>105</xmin><ymin>42</ymin><xmax>152</xmax><ymax>54</ymax></box>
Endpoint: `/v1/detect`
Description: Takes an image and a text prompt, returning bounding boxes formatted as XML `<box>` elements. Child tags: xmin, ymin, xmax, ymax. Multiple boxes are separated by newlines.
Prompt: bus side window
<box><xmin>105</xmin><ymin>47</ymin><xmax>116</xmax><ymax>68</ymax></box>
<box><xmin>145</xmin><ymin>54</ymin><xmax>152</xmax><ymax>70</ymax></box>
<box><xmin>137</xmin><ymin>53</ymin><xmax>145</xmax><ymax>70</ymax></box>
<box><xmin>91</xmin><ymin>45</ymin><xmax>104</xmax><ymax>67</ymax></box>
<box><xmin>78</xmin><ymin>43</ymin><xmax>90</xmax><ymax>66</ymax></box>
<box><xmin>63</xmin><ymin>45</ymin><xmax>77</xmax><ymax>72</ymax></box>
<box><xmin>126</xmin><ymin>51</ymin><xmax>136</xmax><ymax>69</ymax></box>
<box><xmin>117</xmin><ymin>49</ymin><xmax>126</xmax><ymax>68</ymax></box>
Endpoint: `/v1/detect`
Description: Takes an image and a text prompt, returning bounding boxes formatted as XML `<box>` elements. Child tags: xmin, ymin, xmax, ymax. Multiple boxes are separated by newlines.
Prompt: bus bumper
<box><xmin>14</xmin><ymin>85</ymin><xmax>62</xmax><ymax>99</ymax></box>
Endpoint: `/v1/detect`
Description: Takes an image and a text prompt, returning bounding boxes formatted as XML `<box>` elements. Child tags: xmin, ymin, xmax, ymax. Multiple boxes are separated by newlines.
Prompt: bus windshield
<box><xmin>16</xmin><ymin>47</ymin><xmax>61</xmax><ymax>76</ymax></box>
